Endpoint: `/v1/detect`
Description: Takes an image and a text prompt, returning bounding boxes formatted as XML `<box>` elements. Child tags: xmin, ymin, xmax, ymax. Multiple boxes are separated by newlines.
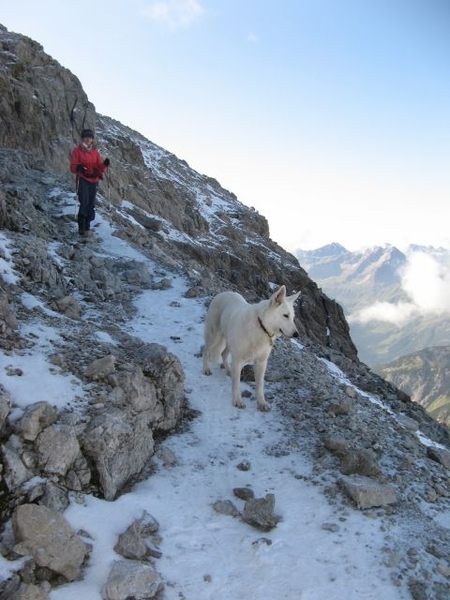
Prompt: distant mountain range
<box><xmin>295</xmin><ymin>243</ymin><xmax>450</xmax><ymax>426</ymax></box>
<box><xmin>295</xmin><ymin>242</ymin><xmax>450</xmax><ymax>367</ymax></box>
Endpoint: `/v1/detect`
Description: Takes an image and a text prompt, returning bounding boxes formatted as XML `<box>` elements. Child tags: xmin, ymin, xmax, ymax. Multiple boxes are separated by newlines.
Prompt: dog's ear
<box><xmin>271</xmin><ymin>285</ymin><xmax>286</xmax><ymax>305</ymax></box>
<box><xmin>288</xmin><ymin>290</ymin><xmax>301</xmax><ymax>304</ymax></box>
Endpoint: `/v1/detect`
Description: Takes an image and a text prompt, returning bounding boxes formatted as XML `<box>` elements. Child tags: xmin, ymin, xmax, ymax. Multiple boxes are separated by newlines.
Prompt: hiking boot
<box><xmin>78</xmin><ymin>215</ymin><xmax>87</xmax><ymax>235</ymax></box>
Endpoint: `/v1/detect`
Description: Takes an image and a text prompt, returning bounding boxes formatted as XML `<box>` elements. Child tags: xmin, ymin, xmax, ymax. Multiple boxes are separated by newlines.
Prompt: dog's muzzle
<box><xmin>280</xmin><ymin>328</ymin><xmax>299</xmax><ymax>338</ymax></box>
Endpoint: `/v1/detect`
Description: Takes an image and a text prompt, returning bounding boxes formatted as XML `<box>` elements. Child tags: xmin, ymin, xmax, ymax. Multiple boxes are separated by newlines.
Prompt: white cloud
<box><xmin>349</xmin><ymin>251</ymin><xmax>450</xmax><ymax>325</ymax></box>
<box><xmin>142</xmin><ymin>0</ymin><xmax>204</xmax><ymax>31</ymax></box>
<box><xmin>401</xmin><ymin>252</ymin><xmax>450</xmax><ymax>314</ymax></box>
<box><xmin>349</xmin><ymin>300</ymin><xmax>417</xmax><ymax>326</ymax></box>
<box><xmin>246</xmin><ymin>32</ymin><xmax>259</xmax><ymax>43</ymax></box>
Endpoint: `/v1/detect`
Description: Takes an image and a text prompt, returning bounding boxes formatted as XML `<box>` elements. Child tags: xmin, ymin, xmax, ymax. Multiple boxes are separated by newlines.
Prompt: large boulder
<box><xmin>82</xmin><ymin>407</ymin><xmax>155</xmax><ymax>501</ymax></box>
<box><xmin>12</xmin><ymin>504</ymin><xmax>88</xmax><ymax>581</ymax></box>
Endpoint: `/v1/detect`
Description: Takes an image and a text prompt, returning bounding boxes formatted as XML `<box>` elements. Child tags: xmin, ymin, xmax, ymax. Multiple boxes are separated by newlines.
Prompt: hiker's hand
<box><xmin>76</xmin><ymin>164</ymin><xmax>87</xmax><ymax>173</ymax></box>
<box><xmin>104</xmin><ymin>158</ymin><xmax>110</xmax><ymax>167</ymax></box>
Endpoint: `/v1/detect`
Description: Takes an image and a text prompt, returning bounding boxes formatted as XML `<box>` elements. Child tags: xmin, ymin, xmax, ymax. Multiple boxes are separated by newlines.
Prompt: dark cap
<box><xmin>81</xmin><ymin>128</ymin><xmax>94</xmax><ymax>139</ymax></box>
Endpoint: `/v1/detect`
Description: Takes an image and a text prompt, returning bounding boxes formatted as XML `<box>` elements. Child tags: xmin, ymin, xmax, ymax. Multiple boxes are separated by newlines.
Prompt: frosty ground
<box><xmin>1</xmin><ymin>205</ymin><xmax>446</xmax><ymax>600</ymax></box>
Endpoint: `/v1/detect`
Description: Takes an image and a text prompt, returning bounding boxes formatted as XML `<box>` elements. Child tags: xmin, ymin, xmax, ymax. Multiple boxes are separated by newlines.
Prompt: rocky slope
<box><xmin>1</xmin><ymin>24</ymin><xmax>450</xmax><ymax>600</ymax></box>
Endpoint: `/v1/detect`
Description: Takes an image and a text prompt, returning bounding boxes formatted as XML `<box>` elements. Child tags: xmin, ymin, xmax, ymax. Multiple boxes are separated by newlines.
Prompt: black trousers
<box><xmin>77</xmin><ymin>178</ymin><xmax>97</xmax><ymax>232</ymax></box>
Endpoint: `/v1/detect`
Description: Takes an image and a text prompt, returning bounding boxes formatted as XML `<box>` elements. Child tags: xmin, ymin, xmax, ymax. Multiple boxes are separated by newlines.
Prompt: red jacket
<box><xmin>70</xmin><ymin>144</ymin><xmax>107</xmax><ymax>184</ymax></box>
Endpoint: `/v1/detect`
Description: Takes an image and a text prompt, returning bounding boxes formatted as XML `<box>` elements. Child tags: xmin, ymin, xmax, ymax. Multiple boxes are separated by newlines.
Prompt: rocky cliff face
<box><xmin>1</xmin><ymin>24</ymin><xmax>450</xmax><ymax>600</ymax></box>
<box><xmin>0</xmin><ymin>25</ymin><xmax>95</xmax><ymax>172</ymax></box>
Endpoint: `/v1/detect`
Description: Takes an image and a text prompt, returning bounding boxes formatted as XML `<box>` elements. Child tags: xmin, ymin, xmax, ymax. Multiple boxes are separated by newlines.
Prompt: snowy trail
<box><xmin>81</xmin><ymin>277</ymin><xmax>408</xmax><ymax>599</ymax></box>
<box><xmin>49</xmin><ymin>272</ymin><xmax>409</xmax><ymax>599</ymax></box>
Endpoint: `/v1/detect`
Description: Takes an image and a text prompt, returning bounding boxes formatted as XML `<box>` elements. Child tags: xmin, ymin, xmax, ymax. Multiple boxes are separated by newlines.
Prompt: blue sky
<box><xmin>2</xmin><ymin>0</ymin><xmax>449</xmax><ymax>251</ymax></box>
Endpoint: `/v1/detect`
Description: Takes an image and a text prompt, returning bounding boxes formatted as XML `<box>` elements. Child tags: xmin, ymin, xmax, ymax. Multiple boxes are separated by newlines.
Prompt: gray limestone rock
<box><xmin>242</xmin><ymin>493</ymin><xmax>279</xmax><ymax>531</ymax></box>
<box><xmin>339</xmin><ymin>475</ymin><xmax>397</xmax><ymax>510</ymax></box>
<box><xmin>12</xmin><ymin>504</ymin><xmax>88</xmax><ymax>581</ymax></box>
<box><xmin>102</xmin><ymin>560</ymin><xmax>163</xmax><ymax>600</ymax></box>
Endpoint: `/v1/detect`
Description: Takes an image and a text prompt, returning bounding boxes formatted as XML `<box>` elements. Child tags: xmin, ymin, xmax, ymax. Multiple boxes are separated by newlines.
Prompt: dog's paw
<box><xmin>257</xmin><ymin>402</ymin><xmax>271</xmax><ymax>412</ymax></box>
<box><xmin>233</xmin><ymin>399</ymin><xmax>246</xmax><ymax>409</ymax></box>
<box><xmin>203</xmin><ymin>368</ymin><xmax>212</xmax><ymax>376</ymax></box>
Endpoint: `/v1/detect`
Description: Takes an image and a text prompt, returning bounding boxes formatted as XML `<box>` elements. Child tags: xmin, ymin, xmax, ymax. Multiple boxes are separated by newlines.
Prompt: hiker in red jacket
<box><xmin>70</xmin><ymin>128</ymin><xmax>110</xmax><ymax>235</ymax></box>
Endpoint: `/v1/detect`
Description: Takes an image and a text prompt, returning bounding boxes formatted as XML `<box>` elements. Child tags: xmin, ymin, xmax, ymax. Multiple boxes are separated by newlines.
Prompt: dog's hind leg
<box><xmin>203</xmin><ymin>332</ymin><xmax>226</xmax><ymax>376</ymax></box>
<box><xmin>202</xmin><ymin>347</ymin><xmax>212</xmax><ymax>375</ymax></box>
<box><xmin>231</xmin><ymin>359</ymin><xmax>245</xmax><ymax>408</ymax></box>
<box><xmin>221</xmin><ymin>346</ymin><xmax>231</xmax><ymax>375</ymax></box>
<box><xmin>254</xmin><ymin>357</ymin><xmax>270</xmax><ymax>411</ymax></box>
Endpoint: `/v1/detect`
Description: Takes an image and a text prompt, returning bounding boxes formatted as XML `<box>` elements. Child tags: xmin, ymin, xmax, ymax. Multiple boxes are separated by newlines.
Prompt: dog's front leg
<box><xmin>231</xmin><ymin>360</ymin><xmax>245</xmax><ymax>408</ymax></box>
<box><xmin>254</xmin><ymin>358</ymin><xmax>270</xmax><ymax>411</ymax></box>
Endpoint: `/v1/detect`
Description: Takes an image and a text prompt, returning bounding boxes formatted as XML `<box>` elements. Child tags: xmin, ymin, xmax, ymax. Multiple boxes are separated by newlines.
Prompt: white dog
<box><xmin>202</xmin><ymin>285</ymin><xmax>300</xmax><ymax>411</ymax></box>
